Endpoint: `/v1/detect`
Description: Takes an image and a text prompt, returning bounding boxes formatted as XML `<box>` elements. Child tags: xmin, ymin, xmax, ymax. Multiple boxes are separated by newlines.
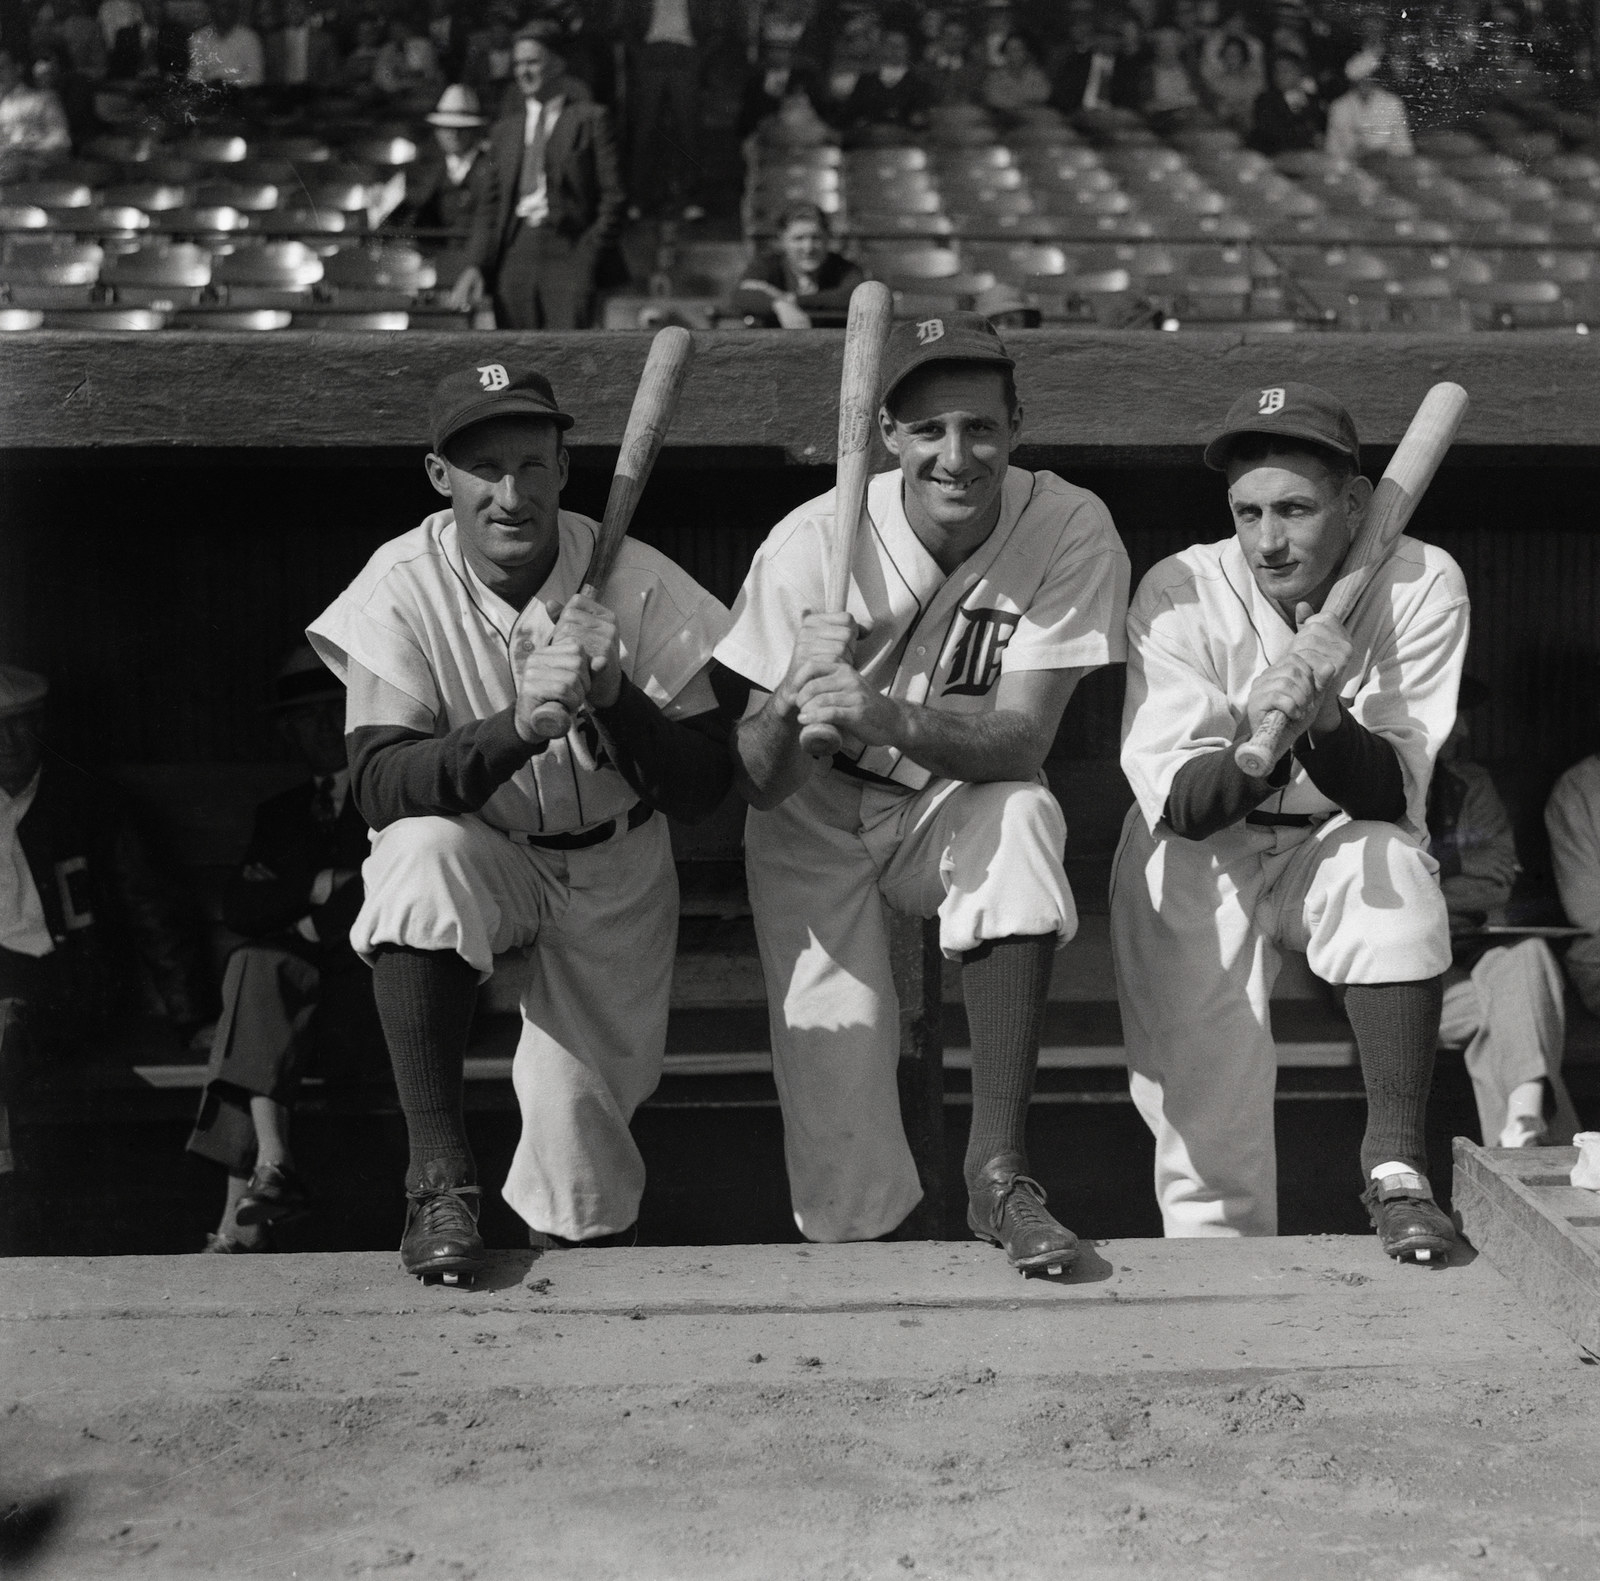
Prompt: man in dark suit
<box><xmin>446</xmin><ymin>26</ymin><xmax>624</xmax><ymax>330</ymax></box>
<box><xmin>393</xmin><ymin>83</ymin><xmax>495</xmax><ymax>284</ymax></box>
<box><xmin>187</xmin><ymin>647</ymin><xmax>381</xmax><ymax>1253</ymax></box>
<box><xmin>1052</xmin><ymin>16</ymin><xmax>1140</xmax><ymax>114</ymax></box>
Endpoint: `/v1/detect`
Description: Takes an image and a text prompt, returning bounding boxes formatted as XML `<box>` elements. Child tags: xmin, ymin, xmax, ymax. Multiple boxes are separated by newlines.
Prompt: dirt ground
<box><xmin>3</xmin><ymin>1240</ymin><xmax>1598</xmax><ymax>1580</ymax></box>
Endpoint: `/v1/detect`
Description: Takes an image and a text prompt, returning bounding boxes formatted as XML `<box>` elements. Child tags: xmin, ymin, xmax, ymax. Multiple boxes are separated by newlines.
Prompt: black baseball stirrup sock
<box><xmin>960</xmin><ymin>933</ymin><xmax>1057</xmax><ymax>1189</ymax></box>
<box><xmin>371</xmin><ymin>945</ymin><xmax>480</xmax><ymax>1191</ymax></box>
<box><xmin>1344</xmin><ymin>976</ymin><xmax>1445</xmax><ymax>1181</ymax></box>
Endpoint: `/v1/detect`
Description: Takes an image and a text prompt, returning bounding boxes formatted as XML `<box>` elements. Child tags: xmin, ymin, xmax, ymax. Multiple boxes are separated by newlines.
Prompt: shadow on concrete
<box><xmin>1031</xmin><ymin>1240</ymin><xmax>1115</xmax><ymax>1287</ymax></box>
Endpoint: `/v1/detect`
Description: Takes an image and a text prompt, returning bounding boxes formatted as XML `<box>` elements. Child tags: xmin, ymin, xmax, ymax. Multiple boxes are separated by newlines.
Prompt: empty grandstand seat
<box><xmin>0</xmin><ymin>206</ymin><xmax>48</xmax><ymax>232</ymax></box>
<box><xmin>320</xmin><ymin>244</ymin><xmax>435</xmax><ymax>303</ymax></box>
<box><xmin>1414</xmin><ymin>129</ymin><xmax>1485</xmax><ymax>158</ymax></box>
<box><xmin>1280</xmin><ymin>246</ymin><xmax>1391</xmax><ymax>284</ymax></box>
<box><xmin>1</xmin><ymin>239</ymin><xmax>102</xmax><ymax>284</ymax></box>
<box><xmin>298</xmin><ymin>179</ymin><xmax>372</xmax><ymax>213</ymax></box>
<box><xmin>947</xmin><ymin>190</ymin><xmax>1036</xmax><ymax>221</ymax></box>
<box><xmin>963</xmin><ymin>242</ymin><xmax>1066</xmax><ymax>279</ymax></box>
<box><xmin>102</xmin><ymin>243</ymin><xmax>212</xmax><ymax>306</ymax></box>
<box><xmin>255</xmin><ymin>208</ymin><xmax>353</xmax><ymax>237</ymax></box>
<box><xmin>0</xmin><ymin>307</ymin><xmax>43</xmax><ymax>329</ymax></box>
<box><xmin>170</xmin><ymin>135</ymin><xmax>249</xmax><ymax>164</ymax></box>
<box><xmin>252</xmin><ymin>137</ymin><xmax>332</xmax><ymax>164</ymax></box>
<box><xmin>62</xmin><ymin>206</ymin><xmax>150</xmax><ymax>237</ymax></box>
<box><xmin>83</xmin><ymin>133</ymin><xmax>156</xmax><ymax>163</ymax></box>
<box><xmin>861</xmin><ymin>244</ymin><xmax>961</xmax><ymax>283</ymax></box>
<box><xmin>842</xmin><ymin>211</ymin><xmax>952</xmax><ymax>239</ymax></box>
<box><xmin>1170</xmin><ymin>271</ymin><xmax>1253</xmax><ymax>319</ymax></box>
<box><xmin>195</xmin><ymin>180</ymin><xmax>281</xmax><ymax>212</ymax></box>
<box><xmin>1458</xmin><ymin>275</ymin><xmax>1570</xmax><ymax>328</ymax></box>
<box><xmin>1101</xmin><ymin>146</ymin><xmax>1186</xmax><ymax>177</ymax></box>
<box><xmin>212</xmin><ymin>240</ymin><xmax>324</xmax><ymax>304</ymax></box>
<box><xmin>3</xmin><ymin>181</ymin><xmax>92</xmax><ymax>210</ymax></box>
<box><xmin>41</xmin><ymin>307</ymin><xmax>167</xmax><ymax>330</ymax></box>
<box><xmin>101</xmin><ymin>182</ymin><xmax>189</xmax><ymax>212</ymax></box>
<box><xmin>139</xmin><ymin>159</ymin><xmax>201</xmax><ymax>186</ymax></box>
<box><xmin>149</xmin><ymin>206</ymin><xmax>249</xmax><ymax>237</ymax></box>
<box><xmin>292</xmin><ymin>309</ymin><xmax>413</xmax><ymax>330</ymax></box>
<box><xmin>343</xmin><ymin>136</ymin><xmax>418</xmax><ymax>168</ymax></box>
<box><xmin>1436</xmin><ymin>151</ymin><xmax>1524</xmax><ymax>182</ymax></box>
<box><xmin>170</xmin><ymin>308</ymin><xmax>292</xmax><ymax>330</ymax></box>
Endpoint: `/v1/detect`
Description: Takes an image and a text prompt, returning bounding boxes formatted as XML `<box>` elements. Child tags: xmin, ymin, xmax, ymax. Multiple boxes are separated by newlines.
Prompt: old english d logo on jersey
<box><xmin>942</xmin><ymin>607</ymin><xmax>1020</xmax><ymax>696</ymax></box>
<box><xmin>1257</xmin><ymin>386</ymin><xmax>1285</xmax><ymax>415</ymax></box>
<box><xmin>477</xmin><ymin>363</ymin><xmax>510</xmax><ymax>391</ymax></box>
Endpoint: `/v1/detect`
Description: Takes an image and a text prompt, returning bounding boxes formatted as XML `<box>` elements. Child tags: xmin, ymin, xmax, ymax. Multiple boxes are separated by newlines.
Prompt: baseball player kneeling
<box><xmin>715</xmin><ymin>314</ymin><xmax>1130</xmax><ymax>1271</ymax></box>
<box><xmin>308</xmin><ymin>362</ymin><xmax>732</xmax><ymax>1283</ymax></box>
<box><xmin>1110</xmin><ymin>383</ymin><xmax>1468</xmax><ymax>1262</ymax></box>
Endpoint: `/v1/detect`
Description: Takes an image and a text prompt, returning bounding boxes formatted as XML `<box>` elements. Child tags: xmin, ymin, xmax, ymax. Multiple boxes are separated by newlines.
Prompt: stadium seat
<box><xmin>101</xmin><ymin>183</ymin><xmax>189</xmax><ymax>213</ymax></box>
<box><xmin>149</xmin><ymin>206</ymin><xmax>249</xmax><ymax>237</ymax></box>
<box><xmin>139</xmin><ymin>159</ymin><xmax>201</xmax><ymax>186</ymax></box>
<box><xmin>212</xmin><ymin>240</ymin><xmax>324</xmax><ymax>305</ymax></box>
<box><xmin>83</xmin><ymin>134</ymin><xmax>157</xmax><ymax>163</ymax></box>
<box><xmin>170</xmin><ymin>135</ymin><xmax>249</xmax><ymax>164</ymax></box>
<box><xmin>297</xmin><ymin>179</ymin><xmax>371</xmax><ymax>213</ymax></box>
<box><xmin>170</xmin><ymin>308</ymin><xmax>292</xmax><ymax>330</ymax></box>
<box><xmin>0</xmin><ymin>205</ymin><xmax>48</xmax><ymax>232</ymax></box>
<box><xmin>252</xmin><ymin>137</ymin><xmax>333</xmax><ymax>164</ymax></box>
<box><xmin>61</xmin><ymin>206</ymin><xmax>151</xmax><ymax>238</ymax></box>
<box><xmin>292</xmin><ymin>309</ymin><xmax>412</xmax><ymax>330</ymax></box>
<box><xmin>841</xmin><ymin>211</ymin><xmax>952</xmax><ymax>238</ymax></box>
<box><xmin>0</xmin><ymin>307</ymin><xmax>43</xmax><ymax>329</ymax></box>
<box><xmin>320</xmin><ymin>244</ymin><xmax>436</xmax><ymax>306</ymax></box>
<box><xmin>1413</xmin><ymin>129</ymin><xmax>1485</xmax><ymax>158</ymax></box>
<box><xmin>342</xmin><ymin>136</ymin><xmax>418</xmax><ymax>167</ymax></box>
<box><xmin>254</xmin><ymin>209</ymin><xmax>353</xmax><ymax>237</ymax></box>
<box><xmin>1458</xmin><ymin>275</ymin><xmax>1569</xmax><ymax>328</ymax></box>
<box><xmin>194</xmin><ymin>181</ymin><xmax>281</xmax><ymax>212</ymax></box>
<box><xmin>961</xmin><ymin>242</ymin><xmax>1067</xmax><ymax>279</ymax></box>
<box><xmin>860</xmin><ymin>244</ymin><xmax>961</xmax><ymax>282</ymax></box>
<box><xmin>3</xmin><ymin>181</ymin><xmax>92</xmax><ymax>210</ymax></box>
<box><xmin>1</xmin><ymin>238</ymin><xmax>102</xmax><ymax>284</ymax></box>
<box><xmin>41</xmin><ymin>307</ymin><xmax>168</xmax><ymax>330</ymax></box>
<box><xmin>102</xmin><ymin>242</ymin><xmax>212</xmax><ymax>306</ymax></box>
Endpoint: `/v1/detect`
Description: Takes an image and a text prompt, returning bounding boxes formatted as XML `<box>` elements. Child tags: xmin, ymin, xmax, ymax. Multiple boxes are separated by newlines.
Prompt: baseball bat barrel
<box><xmin>525</xmin><ymin>325</ymin><xmax>696</xmax><ymax>744</ymax></box>
<box><xmin>798</xmin><ymin>279</ymin><xmax>895</xmax><ymax>758</ymax></box>
<box><xmin>1233</xmin><ymin>381</ymin><xmax>1469</xmax><ymax>779</ymax></box>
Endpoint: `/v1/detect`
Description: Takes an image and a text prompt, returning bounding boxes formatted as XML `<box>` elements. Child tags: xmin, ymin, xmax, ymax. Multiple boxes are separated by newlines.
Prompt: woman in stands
<box><xmin>983</xmin><ymin>32</ymin><xmax>1052</xmax><ymax>115</ymax></box>
<box><xmin>724</xmin><ymin>203</ymin><xmax>862</xmax><ymax>329</ymax></box>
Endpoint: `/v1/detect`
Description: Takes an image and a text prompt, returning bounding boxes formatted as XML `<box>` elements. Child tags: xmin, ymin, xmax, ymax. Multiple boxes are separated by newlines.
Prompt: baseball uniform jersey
<box><xmin>1111</xmin><ymin>530</ymin><xmax>1469</xmax><ymax>1236</ymax></box>
<box><xmin>717</xmin><ymin>464</ymin><xmax>1130</xmax><ymax>1241</ymax></box>
<box><xmin>308</xmin><ymin>507</ymin><xmax>730</xmax><ymax>1239</ymax></box>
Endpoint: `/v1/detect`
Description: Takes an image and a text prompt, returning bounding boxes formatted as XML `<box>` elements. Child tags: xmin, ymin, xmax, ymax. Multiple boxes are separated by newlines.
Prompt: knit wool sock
<box><xmin>960</xmin><ymin>933</ymin><xmax>1057</xmax><ymax>1189</ymax></box>
<box><xmin>1345</xmin><ymin>976</ymin><xmax>1445</xmax><ymax>1181</ymax></box>
<box><xmin>371</xmin><ymin>945</ymin><xmax>480</xmax><ymax>1191</ymax></box>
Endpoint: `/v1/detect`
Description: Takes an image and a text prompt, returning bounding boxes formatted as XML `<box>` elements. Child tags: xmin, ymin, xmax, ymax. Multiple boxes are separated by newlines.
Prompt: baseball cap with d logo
<box><xmin>430</xmin><ymin>361</ymin><xmax>576</xmax><ymax>454</ymax></box>
<box><xmin>1203</xmin><ymin>381</ymin><xmax>1361</xmax><ymax>472</ymax></box>
<box><xmin>879</xmin><ymin>310</ymin><xmax>1016</xmax><ymax>411</ymax></box>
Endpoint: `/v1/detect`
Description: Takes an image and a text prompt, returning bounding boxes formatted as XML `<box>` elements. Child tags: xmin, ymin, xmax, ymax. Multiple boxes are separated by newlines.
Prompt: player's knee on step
<box><xmin>939</xmin><ymin>781</ymin><xmax>1076</xmax><ymax>956</ymax></box>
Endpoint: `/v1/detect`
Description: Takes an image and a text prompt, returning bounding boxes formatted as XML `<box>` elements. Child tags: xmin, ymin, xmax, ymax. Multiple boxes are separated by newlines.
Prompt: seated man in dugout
<box><xmin>187</xmin><ymin>644</ymin><xmax>384</xmax><ymax>1253</ymax></box>
<box><xmin>1546</xmin><ymin>704</ymin><xmax>1600</xmax><ymax>1024</ymax></box>
<box><xmin>309</xmin><ymin>360</ymin><xmax>732</xmax><ymax>1285</ymax></box>
<box><xmin>1111</xmin><ymin>383</ymin><xmax>1469</xmax><ymax>1263</ymax></box>
<box><xmin>715</xmin><ymin>313</ymin><xmax>1131</xmax><ymax>1273</ymax></box>
<box><xmin>1427</xmin><ymin>677</ymin><xmax>1578</xmax><ymax>1151</ymax></box>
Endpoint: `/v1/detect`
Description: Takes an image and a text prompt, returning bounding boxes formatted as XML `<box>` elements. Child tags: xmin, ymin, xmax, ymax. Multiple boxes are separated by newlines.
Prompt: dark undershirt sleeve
<box><xmin>348</xmin><ymin>707</ymin><xmax>537</xmax><ymax>830</ymax></box>
<box><xmin>1163</xmin><ymin>722</ymin><xmax>1292</xmax><ymax>841</ymax></box>
<box><xmin>592</xmin><ymin>676</ymin><xmax>736</xmax><ymax>826</ymax></box>
<box><xmin>1291</xmin><ymin>702</ymin><xmax>1406</xmax><ymax>823</ymax></box>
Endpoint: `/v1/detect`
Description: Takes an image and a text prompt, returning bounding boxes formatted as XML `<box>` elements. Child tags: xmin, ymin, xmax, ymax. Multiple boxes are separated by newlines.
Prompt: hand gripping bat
<box><xmin>797</xmin><ymin>279</ymin><xmax>895</xmax><ymax>758</ymax></box>
<box><xmin>523</xmin><ymin>325</ymin><xmax>695</xmax><ymax>747</ymax></box>
<box><xmin>1233</xmin><ymin>381</ymin><xmax>1469</xmax><ymax>779</ymax></box>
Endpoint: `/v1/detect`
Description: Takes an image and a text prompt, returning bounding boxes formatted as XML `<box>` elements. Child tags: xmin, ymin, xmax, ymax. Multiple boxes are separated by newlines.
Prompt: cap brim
<box><xmin>881</xmin><ymin>347</ymin><xmax>1015</xmax><ymax>409</ymax></box>
<box><xmin>434</xmin><ymin>392</ymin><xmax>576</xmax><ymax>453</ymax></box>
<box><xmin>1203</xmin><ymin>418</ymin><xmax>1359</xmax><ymax>471</ymax></box>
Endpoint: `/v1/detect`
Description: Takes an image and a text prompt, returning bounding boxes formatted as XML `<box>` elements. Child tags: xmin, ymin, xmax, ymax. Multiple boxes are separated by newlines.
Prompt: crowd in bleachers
<box><xmin>1</xmin><ymin>0</ymin><xmax>1600</xmax><ymax>330</ymax></box>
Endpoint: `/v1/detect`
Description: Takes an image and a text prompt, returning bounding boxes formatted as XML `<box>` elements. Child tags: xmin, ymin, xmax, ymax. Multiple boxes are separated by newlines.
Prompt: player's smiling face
<box><xmin>880</xmin><ymin>364</ymin><xmax>1021</xmax><ymax>566</ymax></box>
<box><xmin>427</xmin><ymin>415</ymin><xmax>569</xmax><ymax>603</ymax></box>
<box><xmin>1226</xmin><ymin>447</ymin><xmax>1368</xmax><ymax>616</ymax></box>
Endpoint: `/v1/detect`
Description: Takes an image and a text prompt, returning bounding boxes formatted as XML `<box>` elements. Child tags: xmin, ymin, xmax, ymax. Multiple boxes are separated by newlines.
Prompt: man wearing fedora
<box><xmin>187</xmin><ymin>645</ymin><xmax>381</xmax><ymax>1253</ymax></box>
<box><xmin>446</xmin><ymin>25</ymin><xmax>624</xmax><ymax>330</ymax></box>
<box><xmin>0</xmin><ymin>665</ymin><xmax>207</xmax><ymax>1195</ymax></box>
<box><xmin>396</xmin><ymin>84</ymin><xmax>496</xmax><ymax>293</ymax></box>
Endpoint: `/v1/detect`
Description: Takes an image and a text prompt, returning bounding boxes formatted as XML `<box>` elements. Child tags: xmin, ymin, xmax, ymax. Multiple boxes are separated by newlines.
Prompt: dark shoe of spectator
<box><xmin>528</xmin><ymin>1223</ymin><xmax>638</xmax><ymax>1249</ymax></box>
<box><xmin>1361</xmin><ymin>1172</ymin><xmax>1457</xmax><ymax>1264</ymax></box>
<box><xmin>203</xmin><ymin>1228</ymin><xmax>270</xmax><ymax>1253</ymax></box>
<box><xmin>400</xmin><ymin>1163</ymin><xmax>485</xmax><ymax>1284</ymax></box>
<box><xmin>966</xmin><ymin>1151</ymin><xmax>1079</xmax><ymax>1275</ymax></box>
<box><xmin>234</xmin><ymin>1162</ymin><xmax>313</xmax><ymax>1226</ymax></box>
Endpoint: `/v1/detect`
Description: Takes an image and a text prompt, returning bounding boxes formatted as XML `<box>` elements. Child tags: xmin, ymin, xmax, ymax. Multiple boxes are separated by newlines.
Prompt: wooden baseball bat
<box><xmin>798</xmin><ymin>279</ymin><xmax>895</xmax><ymax>758</ymax></box>
<box><xmin>1233</xmin><ymin>380</ymin><xmax>1469</xmax><ymax>778</ymax></box>
<box><xmin>524</xmin><ymin>325</ymin><xmax>695</xmax><ymax>744</ymax></box>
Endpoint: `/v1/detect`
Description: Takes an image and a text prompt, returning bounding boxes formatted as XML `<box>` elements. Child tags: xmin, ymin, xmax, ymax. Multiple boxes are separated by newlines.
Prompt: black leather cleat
<box><xmin>966</xmin><ymin>1151</ymin><xmax>1079</xmax><ymax>1275</ymax></box>
<box><xmin>1361</xmin><ymin>1171</ymin><xmax>1457</xmax><ymax>1264</ymax></box>
<box><xmin>234</xmin><ymin>1162</ymin><xmax>312</xmax><ymax>1226</ymax></box>
<box><xmin>401</xmin><ymin>1163</ymin><xmax>485</xmax><ymax>1285</ymax></box>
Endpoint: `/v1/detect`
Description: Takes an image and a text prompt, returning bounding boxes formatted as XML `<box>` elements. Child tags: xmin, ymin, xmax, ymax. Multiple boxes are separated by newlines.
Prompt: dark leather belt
<box><xmin>1245</xmin><ymin>810</ymin><xmax>1324</xmax><ymax>829</ymax></box>
<box><xmin>509</xmin><ymin>801</ymin><xmax>653</xmax><ymax>850</ymax></box>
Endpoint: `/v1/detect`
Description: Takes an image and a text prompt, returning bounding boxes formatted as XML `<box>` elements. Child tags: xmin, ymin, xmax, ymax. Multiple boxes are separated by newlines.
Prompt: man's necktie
<box><xmin>519</xmin><ymin>100</ymin><xmax>548</xmax><ymax>201</ymax></box>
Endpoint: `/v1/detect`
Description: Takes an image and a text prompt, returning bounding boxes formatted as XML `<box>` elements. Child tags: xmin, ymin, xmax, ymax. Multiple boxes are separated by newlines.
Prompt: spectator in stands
<box><xmin>1140</xmin><ymin>25</ymin><xmax>1203</xmax><ymax>127</ymax></box>
<box><xmin>918</xmin><ymin>14</ymin><xmax>983</xmax><ymax>107</ymax></box>
<box><xmin>1547</xmin><ymin>741</ymin><xmax>1600</xmax><ymax>1019</ymax></box>
<box><xmin>264</xmin><ymin>0</ymin><xmax>337</xmax><ymax>88</ymax></box>
<box><xmin>373</xmin><ymin>11</ymin><xmax>442</xmax><ymax>104</ymax></box>
<box><xmin>850</xmin><ymin>26</ymin><xmax>925</xmax><ymax>132</ymax></box>
<box><xmin>0</xmin><ymin>666</ymin><xmax>209</xmax><ymax>1183</ymax></box>
<box><xmin>735</xmin><ymin>31</ymin><xmax>809</xmax><ymax>140</ymax></box>
<box><xmin>1199</xmin><ymin>29</ymin><xmax>1264</xmax><ymax>132</ymax></box>
<box><xmin>1323</xmin><ymin>49</ymin><xmax>1412</xmax><ymax>159</ymax></box>
<box><xmin>983</xmin><ymin>31</ymin><xmax>1051</xmax><ymax>114</ymax></box>
<box><xmin>187</xmin><ymin>0</ymin><xmax>264</xmax><ymax>86</ymax></box>
<box><xmin>809</xmin><ymin>31</ymin><xmax>873</xmax><ymax>132</ymax></box>
<box><xmin>97</xmin><ymin>0</ymin><xmax>150</xmax><ymax>77</ymax></box>
<box><xmin>1428</xmin><ymin>682</ymin><xmax>1579</xmax><ymax>1150</ymax></box>
<box><xmin>461</xmin><ymin>2</ymin><xmax>515</xmax><ymax>99</ymax></box>
<box><xmin>621</xmin><ymin>0</ymin><xmax>723</xmax><ymax>223</ymax></box>
<box><xmin>49</xmin><ymin>0</ymin><xmax>107</xmax><ymax>78</ymax></box>
<box><xmin>340</xmin><ymin>14</ymin><xmax>386</xmax><ymax>94</ymax></box>
<box><xmin>448</xmin><ymin>26</ymin><xmax>623</xmax><ymax>329</ymax></box>
<box><xmin>1249</xmin><ymin>47</ymin><xmax>1320</xmax><ymax>153</ymax></box>
<box><xmin>1053</xmin><ymin>13</ymin><xmax>1139</xmax><ymax>115</ymax></box>
<box><xmin>187</xmin><ymin>646</ymin><xmax>381</xmax><ymax>1254</ymax></box>
<box><xmin>395</xmin><ymin>81</ymin><xmax>491</xmax><ymax>283</ymax></box>
<box><xmin>976</xmin><ymin>280</ymin><xmax>1042</xmax><ymax>329</ymax></box>
<box><xmin>423</xmin><ymin>0</ymin><xmax>465</xmax><ymax>80</ymax></box>
<box><xmin>725</xmin><ymin>202</ymin><xmax>861</xmax><ymax>328</ymax></box>
<box><xmin>0</xmin><ymin>49</ymin><xmax>71</xmax><ymax>171</ymax></box>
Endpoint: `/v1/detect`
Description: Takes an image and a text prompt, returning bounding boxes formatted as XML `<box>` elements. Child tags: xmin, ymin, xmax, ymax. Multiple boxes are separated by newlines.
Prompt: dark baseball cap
<box><xmin>879</xmin><ymin>310</ymin><xmax>1015</xmax><ymax>411</ymax></box>
<box><xmin>429</xmin><ymin>360</ymin><xmax>575</xmax><ymax>454</ymax></box>
<box><xmin>1203</xmin><ymin>381</ymin><xmax>1360</xmax><ymax>472</ymax></box>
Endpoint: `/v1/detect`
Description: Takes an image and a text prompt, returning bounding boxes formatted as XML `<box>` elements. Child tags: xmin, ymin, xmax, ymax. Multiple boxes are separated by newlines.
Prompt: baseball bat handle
<box><xmin>798</xmin><ymin>721</ymin><xmax>843</xmax><ymax>756</ymax></box>
<box><xmin>1235</xmin><ymin>709</ymin><xmax>1290</xmax><ymax>779</ymax></box>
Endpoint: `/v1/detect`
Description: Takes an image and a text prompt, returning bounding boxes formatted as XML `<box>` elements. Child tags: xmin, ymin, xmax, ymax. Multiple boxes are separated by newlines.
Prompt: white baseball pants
<box><xmin>351</xmin><ymin>810</ymin><xmax>677</xmax><ymax>1241</ymax></box>
<box><xmin>1439</xmin><ymin>938</ymin><xmax>1578</xmax><ymax>1147</ymax></box>
<box><xmin>1110</xmin><ymin>808</ymin><xmax>1450</xmax><ymax>1239</ymax></box>
<box><xmin>746</xmin><ymin>768</ymin><xmax>1077</xmax><ymax>1244</ymax></box>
